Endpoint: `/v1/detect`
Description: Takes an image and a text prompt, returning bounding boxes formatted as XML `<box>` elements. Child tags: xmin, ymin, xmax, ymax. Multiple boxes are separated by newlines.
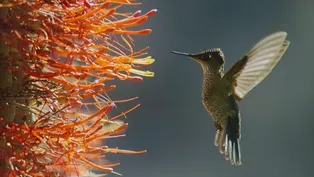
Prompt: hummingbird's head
<box><xmin>171</xmin><ymin>48</ymin><xmax>225</xmax><ymax>69</ymax></box>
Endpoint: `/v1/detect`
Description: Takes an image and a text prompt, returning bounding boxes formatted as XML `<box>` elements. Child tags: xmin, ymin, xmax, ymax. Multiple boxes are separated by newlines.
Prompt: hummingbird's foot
<box><xmin>214</xmin><ymin>129</ymin><xmax>221</xmax><ymax>147</ymax></box>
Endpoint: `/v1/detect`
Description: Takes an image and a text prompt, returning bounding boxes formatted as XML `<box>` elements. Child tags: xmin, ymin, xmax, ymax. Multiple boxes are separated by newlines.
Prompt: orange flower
<box><xmin>0</xmin><ymin>0</ymin><xmax>156</xmax><ymax>176</ymax></box>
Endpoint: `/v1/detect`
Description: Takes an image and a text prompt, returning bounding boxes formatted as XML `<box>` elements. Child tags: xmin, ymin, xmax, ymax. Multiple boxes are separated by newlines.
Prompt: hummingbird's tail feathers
<box><xmin>214</xmin><ymin>115</ymin><xmax>242</xmax><ymax>166</ymax></box>
<box><xmin>225</xmin><ymin>117</ymin><xmax>242</xmax><ymax>166</ymax></box>
<box><xmin>224</xmin><ymin>133</ymin><xmax>241</xmax><ymax>166</ymax></box>
<box><xmin>223</xmin><ymin>31</ymin><xmax>290</xmax><ymax>100</ymax></box>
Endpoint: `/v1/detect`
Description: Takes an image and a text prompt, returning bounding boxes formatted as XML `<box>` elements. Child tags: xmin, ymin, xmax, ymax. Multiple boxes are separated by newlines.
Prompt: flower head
<box><xmin>0</xmin><ymin>0</ymin><xmax>156</xmax><ymax>176</ymax></box>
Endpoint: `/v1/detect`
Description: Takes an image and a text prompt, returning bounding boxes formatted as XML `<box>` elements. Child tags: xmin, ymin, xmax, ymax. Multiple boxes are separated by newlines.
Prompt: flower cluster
<box><xmin>0</xmin><ymin>0</ymin><xmax>156</xmax><ymax>176</ymax></box>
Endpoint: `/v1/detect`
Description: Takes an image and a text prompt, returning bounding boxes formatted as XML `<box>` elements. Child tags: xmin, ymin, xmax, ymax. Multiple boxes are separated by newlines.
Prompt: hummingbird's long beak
<box><xmin>171</xmin><ymin>51</ymin><xmax>193</xmax><ymax>57</ymax></box>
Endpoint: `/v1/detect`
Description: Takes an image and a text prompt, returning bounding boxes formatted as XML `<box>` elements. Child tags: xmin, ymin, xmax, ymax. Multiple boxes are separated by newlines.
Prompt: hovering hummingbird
<box><xmin>171</xmin><ymin>32</ymin><xmax>290</xmax><ymax>166</ymax></box>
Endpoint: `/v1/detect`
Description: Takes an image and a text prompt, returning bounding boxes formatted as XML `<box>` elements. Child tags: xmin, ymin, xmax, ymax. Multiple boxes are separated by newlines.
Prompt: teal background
<box><xmin>108</xmin><ymin>1</ymin><xmax>313</xmax><ymax>177</ymax></box>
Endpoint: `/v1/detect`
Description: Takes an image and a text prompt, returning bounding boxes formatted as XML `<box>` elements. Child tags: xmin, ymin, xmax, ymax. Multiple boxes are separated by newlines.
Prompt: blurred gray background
<box><xmin>107</xmin><ymin>0</ymin><xmax>314</xmax><ymax>177</ymax></box>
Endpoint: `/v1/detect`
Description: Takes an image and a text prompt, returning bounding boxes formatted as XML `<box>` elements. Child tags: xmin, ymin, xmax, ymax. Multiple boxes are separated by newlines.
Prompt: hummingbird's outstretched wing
<box><xmin>223</xmin><ymin>31</ymin><xmax>290</xmax><ymax>100</ymax></box>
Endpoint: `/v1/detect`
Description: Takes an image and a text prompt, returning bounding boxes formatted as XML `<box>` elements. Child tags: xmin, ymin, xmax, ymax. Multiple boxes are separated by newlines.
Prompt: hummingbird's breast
<box><xmin>201</xmin><ymin>65</ymin><xmax>238</xmax><ymax>126</ymax></box>
<box><xmin>203</xmin><ymin>91</ymin><xmax>237</xmax><ymax>123</ymax></box>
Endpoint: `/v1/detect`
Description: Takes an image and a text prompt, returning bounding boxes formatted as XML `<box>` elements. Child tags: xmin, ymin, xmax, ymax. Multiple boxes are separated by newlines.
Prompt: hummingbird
<box><xmin>171</xmin><ymin>32</ymin><xmax>290</xmax><ymax>166</ymax></box>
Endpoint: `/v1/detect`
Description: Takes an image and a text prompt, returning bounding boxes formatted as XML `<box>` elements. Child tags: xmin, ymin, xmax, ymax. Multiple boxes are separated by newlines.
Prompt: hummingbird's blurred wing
<box><xmin>223</xmin><ymin>31</ymin><xmax>290</xmax><ymax>100</ymax></box>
